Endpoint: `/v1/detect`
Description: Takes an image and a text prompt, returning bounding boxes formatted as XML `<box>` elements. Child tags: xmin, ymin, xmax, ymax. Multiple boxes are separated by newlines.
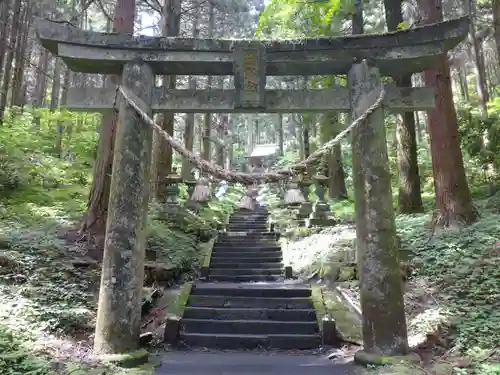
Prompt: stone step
<box><xmin>221</xmin><ymin>232</ymin><xmax>276</xmax><ymax>238</ymax></box>
<box><xmin>209</xmin><ymin>268</ymin><xmax>282</xmax><ymax>276</ymax></box>
<box><xmin>209</xmin><ymin>274</ymin><xmax>281</xmax><ymax>282</ymax></box>
<box><xmin>228</xmin><ymin>219</ymin><xmax>268</xmax><ymax>224</ymax></box>
<box><xmin>210</xmin><ymin>255</ymin><xmax>282</xmax><ymax>263</ymax></box>
<box><xmin>187</xmin><ymin>295</ymin><xmax>314</xmax><ymax>309</ymax></box>
<box><xmin>213</xmin><ymin>245</ymin><xmax>281</xmax><ymax>253</ymax></box>
<box><xmin>216</xmin><ymin>239</ymin><xmax>278</xmax><ymax>245</ymax></box>
<box><xmin>208</xmin><ymin>261</ymin><xmax>283</xmax><ymax>269</ymax></box>
<box><xmin>183</xmin><ymin>307</ymin><xmax>317</xmax><ymax>321</ymax></box>
<box><xmin>190</xmin><ymin>282</ymin><xmax>311</xmax><ymax>298</ymax></box>
<box><xmin>179</xmin><ymin>332</ymin><xmax>321</xmax><ymax>349</ymax></box>
<box><xmin>217</xmin><ymin>239</ymin><xmax>279</xmax><ymax>247</ymax></box>
<box><xmin>227</xmin><ymin>225</ymin><xmax>269</xmax><ymax>231</ymax></box>
<box><xmin>211</xmin><ymin>251</ymin><xmax>281</xmax><ymax>259</ymax></box>
<box><xmin>180</xmin><ymin>319</ymin><xmax>318</xmax><ymax>335</ymax></box>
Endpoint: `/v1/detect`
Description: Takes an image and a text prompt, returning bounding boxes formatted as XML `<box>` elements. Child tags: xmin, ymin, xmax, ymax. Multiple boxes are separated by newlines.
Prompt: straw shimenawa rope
<box><xmin>118</xmin><ymin>86</ymin><xmax>386</xmax><ymax>184</ymax></box>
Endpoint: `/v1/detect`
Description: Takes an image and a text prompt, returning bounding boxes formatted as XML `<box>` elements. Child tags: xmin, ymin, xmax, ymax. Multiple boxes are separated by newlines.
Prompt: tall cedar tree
<box><xmin>416</xmin><ymin>0</ymin><xmax>478</xmax><ymax>226</ymax></box>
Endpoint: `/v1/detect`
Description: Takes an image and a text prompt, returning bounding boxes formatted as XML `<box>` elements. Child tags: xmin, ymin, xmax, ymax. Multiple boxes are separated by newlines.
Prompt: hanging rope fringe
<box><xmin>118</xmin><ymin>86</ymin><xmax>386</xmax><ymax>184</ymax></box>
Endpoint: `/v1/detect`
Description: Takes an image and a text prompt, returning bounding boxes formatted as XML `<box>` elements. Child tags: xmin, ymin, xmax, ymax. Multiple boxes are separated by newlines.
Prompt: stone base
<box><xmin>98</xmin><ymin>349</ymin><xmax>149</xmax><ymax>368</ymax></box>
<box><xmin>306</xmin><ymin>218</ymin><xmax>337</xmax><ymax>227</ymax></box>
<box><xmin>321</xmin><ymin>318</ymin><xmax>340</xmax><ymax>346</ymax></box>
<box><xmin>200</xmin><ymin>266</ymin><xmax>209</xmax><ymax>280</ymax></box>
<box><xmin>164</xmin><ymin>315</ymin><xmax>181</xmax><ymax>345</ymax></box>
<box><xmin>284</xmin><ymin>266</ymin><xmax>293</xmax><ymax>279</ymax></box>
<box><xmin>297</xmin><ymin>202</ymin><xmax>313</xmax><ymax>218</ymax></box>
<box><xmin>354</xmin><ymin>351</ymin><xmax>421</xmax><ymax>367</ymax></box>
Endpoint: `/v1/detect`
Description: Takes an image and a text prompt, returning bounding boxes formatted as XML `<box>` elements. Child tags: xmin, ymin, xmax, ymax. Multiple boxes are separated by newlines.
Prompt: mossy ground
<box><xmin>0</xmin><ymin>184</ymin><xmax>242</xmax><ymax>375</ymax></box>
<box><xmin>276</xmin><ymin>187</ymin><xmax>500</xmax><ymax>375</ymax></box>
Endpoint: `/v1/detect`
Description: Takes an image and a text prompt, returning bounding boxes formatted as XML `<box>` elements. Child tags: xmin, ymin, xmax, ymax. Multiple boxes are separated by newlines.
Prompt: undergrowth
<box><xmin>0</xmin><ymin>109</ymin><xmax>244</xmax><ymax>374</ymax></box>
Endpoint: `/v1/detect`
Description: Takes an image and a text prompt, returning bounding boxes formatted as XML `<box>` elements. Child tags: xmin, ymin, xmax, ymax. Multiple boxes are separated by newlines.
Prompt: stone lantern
<box><xmin>184</xmin><ymin>171</ymin><xmax>197</xmax><ymax>200</ymax></box>
<box><xmin>191</xmin><ymin>177</ymin><xmax>211</xmax><ymax>205</ymax></box>
<box><xmin>284</xmin><ymin>173</ymin><xmax>305</xmax><ymax>207</ymax></box>
<box><xmin>307</xmin><ymin>174</ymin><xmax>336</xmax><ymax>227</ymax></box>
<box><xmin>297</xmin><ymin>169</ymin><xmax>313</xmax><ymax>219</ymax></box>
<box><xmin>164</xmin><ymin>169</ymin><xmax>181</xmax><ymax>215</ymax></box>
<box><xmin>238</xmin><ymin>186</ymin><xmax>258</xmax><ymax>211</ymax></box>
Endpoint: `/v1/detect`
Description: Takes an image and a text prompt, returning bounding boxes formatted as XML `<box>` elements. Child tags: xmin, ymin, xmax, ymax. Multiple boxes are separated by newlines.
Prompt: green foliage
<box><xmin>0</xmin><ymin>108</ymin><xmax>97</xmax><ymax>195</ymax></box>
<box><xmin>0</xmin><ymin>108</ymin><xmax>245</xmax><ymax>374</ymax></box>
<box><xmin>397</xmin><ymin>211</ymin><xmax>500</xmax><ymax>351</ymax></box>
<box><xmin>256</xmin><ymin>0</ymin><xmax>347</xmax><ymax>38</ymax></box>
<box><xmin>0</xmin><ymin>327</ymin><xmax>49</xmax><ymax>375</ymax></box>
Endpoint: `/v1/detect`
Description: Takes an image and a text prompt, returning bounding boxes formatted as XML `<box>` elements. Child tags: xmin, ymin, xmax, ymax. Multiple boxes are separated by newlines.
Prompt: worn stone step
<box><xmin>209</xmin><ymin>268</ymin><xmax>282</xmax><ymax>276</ymax></box>
<box><xmin>180</xmin><ymin>319</ymin><xmax>318</xmax><ymax>335</ymax></box>
<box><xmin>211</xmin><ymin>253</ymin><xmax>282</xmax><ymax>261</ymax></box>
<box><xmin>217</xmin><ymin>239</ymin><xmax>279</xmax><ymax>247</ymax></box>
<box><xmin>213</xmin><ymin>245</ymin><xmax>281</xmax><ymax>253</ymax></box>
<box><xmin>179</xmin><ymin>332</ymin><xmax>321</xmax><ymax>349</ymax></box>
<box><xmin>187</xmin><ymin>295</ymin><xmax>314</xmax><ymax>309</ymax></box>
<box><xmin>183</xmin><ymin>307</ymin><xmax>317</xmax><ymax>321</ymax></box>
<box><xmin>229</xmin><ymin>219</ymin><xmax>268</xmax><ymax>224</ymax></box>
<box><xmin>227</xmin><ymin>226</ymin><xmax>269</xmax><ymax>231</ymax></box>
<box><xmin>209</xmin><ymin>274</ymin><xmax>280</xmax><ymax>282</ymax></box>
<box><xmin>190</xmin><ymin>282</ymin><xmax>312</xmax><ymax>298</ymax></box>
<box><xmin>210</xmin><ymin>255</ymin><xmax>282</xmax><ymax>263</ymax></box>
<box><xmin>208</xmin><ymin>261</ymin><xmax>283</xmax><ymax>269</ymax></box>
<box><xmin>221</xmin><ymin>232</ymin><xmax>276</xmax><ymax>238</ymax></box>
<box><xmin>216</xmin><ymin>239</ymin><xmax>279</xmax><ymax>246</ymax></box>
<box><xmin>228</xmin><ymin>220</ymin><xmax>268</xmax><ymax>225</ymax></box>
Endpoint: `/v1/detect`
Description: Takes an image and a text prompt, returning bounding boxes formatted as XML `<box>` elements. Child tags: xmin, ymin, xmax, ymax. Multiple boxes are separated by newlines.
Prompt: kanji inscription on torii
<box><xmin>232</xmin><ymin>41</ymin><xmax>266</xmax><ymax>109</ymax></box>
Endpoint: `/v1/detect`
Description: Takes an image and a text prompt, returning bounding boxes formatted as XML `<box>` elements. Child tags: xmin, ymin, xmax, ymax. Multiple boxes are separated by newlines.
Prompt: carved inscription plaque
<box><xmin>233</xmin><ymin>42</ymin><xmax>266</xmax><ymax>109</ymax></box>
<box><xmin>243</xmin><ymin>50</ymin><xmax>259</xmax><ymax>94</ymax></box>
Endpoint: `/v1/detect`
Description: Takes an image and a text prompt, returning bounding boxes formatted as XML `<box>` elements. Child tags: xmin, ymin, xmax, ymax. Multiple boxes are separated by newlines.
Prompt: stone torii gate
<box><xmin>35</xmin><ymin>17</ymin><xmax>468</xmax><ymax>356</ymax></box>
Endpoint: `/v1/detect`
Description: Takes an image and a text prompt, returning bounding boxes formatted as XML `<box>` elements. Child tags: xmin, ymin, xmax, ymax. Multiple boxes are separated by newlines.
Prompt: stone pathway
<box><xmin>178</xmin><ymin>205</ymin><xmax>322</xmax><ymax>349</ymax></box>
<box><xmin>155</xmin><ymin>351</ymin><xmax>355</xmax><ymax>375</ymax></box>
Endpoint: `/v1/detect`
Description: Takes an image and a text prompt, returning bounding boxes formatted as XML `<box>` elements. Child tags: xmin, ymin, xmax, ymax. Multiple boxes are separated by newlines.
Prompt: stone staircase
<box><xmin>178</xmin><ymin>205</ymin><xmax>322</xmax><ymax>349</ymax></box>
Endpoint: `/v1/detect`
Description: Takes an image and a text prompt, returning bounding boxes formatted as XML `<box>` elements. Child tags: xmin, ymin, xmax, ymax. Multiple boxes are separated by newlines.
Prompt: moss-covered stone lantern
<box><xmin>238</xmin><ymin>186</ymin><xmax>258</xmax><ymax>211</ymax></box>
<box><xmin>307</xmin><ymin>174</ymin><xmax>336</xmax><ymax>227</ymax></box>
<box><xmin>297</xmin><ymin>168</ymin><xmax>313</xmax><ymax>219</ymax></box>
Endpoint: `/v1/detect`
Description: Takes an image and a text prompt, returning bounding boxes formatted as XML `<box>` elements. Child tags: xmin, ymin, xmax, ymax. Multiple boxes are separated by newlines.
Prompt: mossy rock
<box><xmin>354</xmin><ymin>351</ymin><xmax>421</xmax><ymax>367</ymax></box>
<box><xmin>337</xmin><ymin>266</ymin><xmax>357</xmax><ymax>281</ymax></box>
<box><xmin>98</xmin><ymin>349</ymin><xmax>149</xmax><ymax>368</ymax></box>
<box><xmin>319</xmin><ymin>262</ymin><xmax>340</xmax><ymax>281</ymax></box>
<box><xmin>430</xmin><ymin>361</ymin><xmax>454</xmax><ymax>375</ymax></box>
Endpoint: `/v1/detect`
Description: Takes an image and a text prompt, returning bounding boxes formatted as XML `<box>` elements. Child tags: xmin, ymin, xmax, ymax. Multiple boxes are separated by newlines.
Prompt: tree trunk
<box><xmin>320</xmin><ymin>113</ymin><xmax>347</xmax><ymax>200</ymax></box>
<box><xmin>79</xmin><ymin>0</ymin><xmax>137</xmax><ymax>242</ymax></box>
<box><xmin>156</xmin><ymin>0</ymin><xmax>181</xmax><ymax>201</ymax></box>
<box><xmin>493</xmin><ymin>0</ymin><xmax>500</xmax><ymax>64</ymax></box>
<box><xmin>11</xmin><ymin>1</ymin><xmax>31</xmax><ymax>107</ymax></box>
<box><xmin>416</xmin><ymin>0</ymin><xmax>478</xmax><ymax>226</ymax></box>
<box><xmin>0</xmin><ymin>0</ymin><xmax>22</xmax><ymax>123</ymax></box>
<box><xmin>181</xmin><ymin>6</ymin><xmax>200</xmax><ymax>179</ymax></box>
<box><xmin>384</xmin><ymin>0</ymin><xmax>423</xmax><ymax>213</ymax></box>
<box><xmin>202</xmin><ymin>0</ymin><xmax>214</xmax><ymax>164</ymax></box>
<box><xmin>467</xmin><ymin>0</ymin><xmax>488</xmax><ymax>119</ymax></box>
<box><xmin>277</xmin><ymin>113</ymin><xmax>284</xmax><ymax>156</ymax></box>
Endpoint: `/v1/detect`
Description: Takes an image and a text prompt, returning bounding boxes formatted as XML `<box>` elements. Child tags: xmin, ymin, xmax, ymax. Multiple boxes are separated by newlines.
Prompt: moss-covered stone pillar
<box><xmin>348</xmin><ymin>60</ymin><xmax>408</xmax><ymax>357</ymax></box>
<box><xmin>94</xmin><ymin>60</ymin><xmax>154</xmax><ymax>355</ymax></box>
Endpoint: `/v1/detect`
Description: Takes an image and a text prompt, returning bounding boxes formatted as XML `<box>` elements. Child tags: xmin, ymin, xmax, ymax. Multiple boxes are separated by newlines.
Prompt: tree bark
<box><xmin>416</xmin><ymin>0</ymin><xmax>478</xmax><ymax>226</ymax></box>
<box><xmin>384</xmin><ymin>0</ymin><xmax>423</xmax><ymax>213</ymax></box>
<box><xmin>156</xmin><ymin>0</ymin><xmax>181</xmax><ymax>201</ymax></box>
<box><xmin>0</xmin><ymin>0</ymin><xmax>22</xmax><ymax>123</ymax></box>
<box><xmin>320</xmin><ymin>113</ymin><xmax>347</xmax><ymax>200</ymax></box>
<box><xmin>79</xmin><ymin>0</ymin><xmax>136</xmax><ymax>241</ymax></box>
<box><xmin>493</xmin><ymin>0</ymin><xmax>500</xmax><ymax>63</ymax></box>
